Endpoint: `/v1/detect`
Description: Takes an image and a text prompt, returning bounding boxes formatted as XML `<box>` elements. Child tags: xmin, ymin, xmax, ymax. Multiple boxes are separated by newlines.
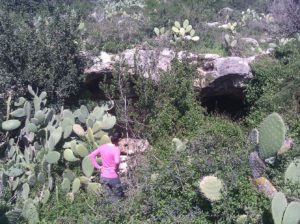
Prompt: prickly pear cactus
<box><xmin>22</xmin><ymin>199</ymin><xmax>39</xmax><ymax>224</ymax></box>
<box><xmin>0</xmin><ymin>209</ymin><xmax>22</xmax><ymax>224</ymax></box>
<box><xmin>1</xmin><ymin>120</ymin><xmax>21</xmax><ymax>131</ymax></box>
<box><xmin>236</xmin><ymin>215</ymin><xmax>248</xmax><ymax>224</ymax></box>
<box><xmin>271</xmin><ymin>192</ymin><xmax>300</xmax><ymax>224</ymax></box>
<box><xmin>272</xmin><ymin>192</ymin><xmax>288</xmax><ymax>224</ymax></box>
<box><xmin>281</xmin><ymin>201</ymin><xmax>300</xmax><ymax>224</ymax></box>
<box><xmin>172</xmin><ymin>138</ymin><xmax>187</xmax><ymax>152</ymax></box>
<box><xmin>284</xmin><ymin>158</ymin><xmax>300</xmax><ymax>185</ymax></box>
<box><xmin>199</xmin><ymin>176</ymin><xmax>224</xmax><ymax>202</ymax></box>
<box><xmin>258</xmin><ymin>113</ymin><xmax>286</xmax><ymax>160</ymax></box>
<box><xmin>171</xmin><ymin>19</ymin><xmax>199</xmax><ymax>44</ymax></box>
<box><xmin>1</xmin><ymin>85</ymin><xmax>117</xmax><ymax>208</ymax></box>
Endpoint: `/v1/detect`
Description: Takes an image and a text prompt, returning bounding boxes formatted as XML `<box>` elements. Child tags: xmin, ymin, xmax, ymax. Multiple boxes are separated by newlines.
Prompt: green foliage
<box><xmin>129</xmin><ymin>121</ymin><xmax>267</xmax><ymax>223</ymax></box>
<box><xmin>246</xmin><ymin>42</ymin><xmax>300</xmax><ymax>128</ymax></box>
<box><xmin>0</xmin><ymin>1</ymin><xmax>86</xmax><ymax>104</ymax></box>
<box><xmin>146</xmin><ymin>61</ymin><xmax>205</xmax><ymax>140</ymax></box>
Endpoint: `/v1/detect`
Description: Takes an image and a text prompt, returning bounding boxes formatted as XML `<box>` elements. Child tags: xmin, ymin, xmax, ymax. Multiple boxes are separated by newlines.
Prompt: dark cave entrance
<box><xmin>199</xmin><ymin>74</ymin><xmax>250</xmax><ymax>119</ymax></box>
<box><xmin>201</xmin><ymin>94</ymin><xmax>248</xmax><ymax>119</ymax></box>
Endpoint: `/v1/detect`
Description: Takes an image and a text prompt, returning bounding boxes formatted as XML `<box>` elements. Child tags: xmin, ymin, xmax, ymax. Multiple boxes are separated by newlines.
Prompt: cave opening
<box><xmin>201</xmin><ymin>94</ymin><xmax>248</xmax><ymax>120</ymax></box>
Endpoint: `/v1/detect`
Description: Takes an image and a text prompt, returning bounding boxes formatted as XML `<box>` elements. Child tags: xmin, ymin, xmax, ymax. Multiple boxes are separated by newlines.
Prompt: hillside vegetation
<box><xmin>0</xmin><ymin>0</ymin><xmax>300</xmax><ymax>223</ymax></box>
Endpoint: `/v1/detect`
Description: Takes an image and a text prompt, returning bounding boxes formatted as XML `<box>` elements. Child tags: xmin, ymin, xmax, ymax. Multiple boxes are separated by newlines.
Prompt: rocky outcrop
<box><xmin>199</xmin><ymin>56</ymin><xmax>254</xmax><ymax>99</ymax></box>
<box><xmin>117</xmin><ymin>138</ymin><xmax>150</xmax><ymax>174</ymax></box>
<box><xmin>85</xmin><ymin>48</ymin><xmax>256</xmax><ymax>108</ymax></box>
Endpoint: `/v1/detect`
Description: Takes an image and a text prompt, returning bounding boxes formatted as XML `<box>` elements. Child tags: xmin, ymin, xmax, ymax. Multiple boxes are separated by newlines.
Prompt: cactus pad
<box><xmin>1</xmin><ymin>120</ymin><xmax>21</xmax><ymax>131</ymax></box>
<box><xmin>258</xmin><ymin>113</ymin><xmax>286</xmax><ymax>159</ymax></box>
<box><xmin>63</xmin><ymin>169</ymin><xmax>76</xmax><ymax>182</ymax></box>
<box><xmin>87</xmin><ymin>183</ymin><xmax>102</xmax><ymax>195</ymax></box>
<box><xmin>72</xmin><ymin>178</ymin><xmax>81</xmax><ymax>193</ymax></box>
<box><xmin>272</xmin><ymin>192</ymin><xmax>288</xmax><ymax>224</ymax></box>
<box><xmin>22</xmin><ymin>199</ymin><xmax>39</xmax><ymax>224</ymax></box>
<box><xmin>172</xmin><ymin>138</ymin><xmax>186</xmax><ymax>151</ymax></box>
<box><xmin>45</xmin><ymin>151</ymin><xmax>61</xmax><ymax>164</ymax></box>
<box><xmin>10</xmin><ymin>108</ymin><xmax>26</xmax><ymax>117</ymax></box>
<box><xmin>0</xmin><ymin>209</ymin><xmax>22</xmax><ymax>224</ymax></box>
<box><xmin>41</xmin><ymin>189</ymin><xmax>50</xmax><ymax>204</ymax></box>
<box><xmin>63</xmin><ymin>149</ymin><xmax>79</xmax><ymax>162</ymax></box>
<box><xmin>199</xmin><ymin>176</ymin><xmax>224</xmax><ymax>202</ymax></box>
<box><xmin>236</xmin><ymin>215</ymin><xmax>247</xmax><ymax>224</ymax></box>
<box><xmin>100</xmin><ymin>114</ymin><xmax>116</xmax><ymax>130</ymax></box>
<box><xmin>5</xmin><ymin>166</ymin><xmax>24</xmax><ymax>177</ymax></box>
<box><xmin>22</xmin><ymin>183</ymin><xmax>30</xmax><ymax>200</ymax></box>
<box><xmin>82</xmin><ymin>156</ymin><xmax>94</xmax><ymax>177</ymax></box>
<box><xmin>281</xmin><ymin>201</ymin><xmax>300</xmax><ymax>224</ymax></box>
<box><xmin>61</xmin><ymin>178</ymin><xmax>71</xmax><ymax>193</ymax></box>
<box><xmin>79</xmin><ymin>176</ymin><xmax>90</xmax><ymax>185</ymax></box>
<box><xmin>73</xmin><ymin>124</ymin><xmax>85</xmax><ymax>136</ymax></box>
<box><xmin>98</xmin><ymin>134</ymin><xmax>111</xmax><ymax>146</ymax></box>
<box><xmin>86</xmin><ymin>128</ymin><xmax>95</xmax><ymax>143</ymax></box>
<box><xmin>285</xmin><ymin>158</ymin><xmax>300</xmax><ymax>185</ymax></box>
<box><xmin>76</xmin><ymin>144</ymin><xmax>89</xmax><ymax>158</ymax></box>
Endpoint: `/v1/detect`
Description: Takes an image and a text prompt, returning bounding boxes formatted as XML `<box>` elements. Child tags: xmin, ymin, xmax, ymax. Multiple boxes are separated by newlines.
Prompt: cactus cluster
<box><xmin>199</xmin><ymin>175</ymin><xmax>224</xmax><ymax>202</ymax></box>
<box><xmin>248</xmin><ymin>113</ymin><xmax>288</xmax><ymax>182</ymax></box>
<box><xmin>170</xmin><ymin>19</ymin><xmax>200</xmax><ymax>45</ymax></box>
<box><xmin>247</xmin><ymin>113</ymin><xmax>296</xmax><ymax>199</ymax></box>
<box><xmin>224</xmin><ymin>34</ymin><xmax>237</xmax><ymax>49</ymax></box>
<box><xmin>153</xmin><ymin>27</ymin><xmax>166</xmax><ymax>37</ymax></box>
<box><xmin>248</xmin><ymin>113</ymin><xmax>288</xmax><ymax>164</ymax></box>
<box><xmin>272</xmin><ymin>192</ymin><xmax>300</xmax><ymax>224</ymax></box>
<box><xmin>0</xmin><ymin>86</ymin><xmax>116</xmax><ymax>223</ymax></box>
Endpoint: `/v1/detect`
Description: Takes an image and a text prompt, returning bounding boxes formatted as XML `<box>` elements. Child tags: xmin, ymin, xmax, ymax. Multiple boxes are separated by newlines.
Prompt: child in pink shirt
<box><xmin>89</xmin><ymin>132</ymin><xmax>124</xmax><ymax>201</ymax></box>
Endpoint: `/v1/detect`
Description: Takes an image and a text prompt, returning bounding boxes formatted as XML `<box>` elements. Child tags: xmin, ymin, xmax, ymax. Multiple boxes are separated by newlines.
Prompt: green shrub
<box><xmin>245</xmin><ymin>42</ymin><xmax>300</xmax><ymax>136</ymax></box>
<box><xmin>0</xmin><ymin>2</ymin><xmax>86</xmax><ymax>105</ymax></box>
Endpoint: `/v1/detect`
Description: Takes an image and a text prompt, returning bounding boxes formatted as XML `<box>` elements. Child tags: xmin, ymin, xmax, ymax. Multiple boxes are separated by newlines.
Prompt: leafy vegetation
<box><xmin>0</xmin><ymin>0</ymin><xmax>86</xmax><ymax>105</ymax></box>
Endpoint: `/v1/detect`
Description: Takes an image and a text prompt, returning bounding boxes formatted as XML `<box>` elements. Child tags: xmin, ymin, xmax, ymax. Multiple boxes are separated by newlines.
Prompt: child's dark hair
<box><xmin>110</xmin><ymin>131</ymin><xmax>122</xmax><ymax>145</ymax></box>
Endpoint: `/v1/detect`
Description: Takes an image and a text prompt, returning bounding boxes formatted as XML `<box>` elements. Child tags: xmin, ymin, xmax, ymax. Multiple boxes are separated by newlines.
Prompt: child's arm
<box><xmin>89</xmin><ymin>148</ymin><xmax>102</xmax><ymax>170</ymax></box>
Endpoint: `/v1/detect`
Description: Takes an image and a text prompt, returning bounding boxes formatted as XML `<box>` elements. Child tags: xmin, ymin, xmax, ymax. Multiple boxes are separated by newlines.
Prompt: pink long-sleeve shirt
<box><xmin>89</xmin><ymin>143</ymin><xmax>120</xmax><ymax>178</ymax></box>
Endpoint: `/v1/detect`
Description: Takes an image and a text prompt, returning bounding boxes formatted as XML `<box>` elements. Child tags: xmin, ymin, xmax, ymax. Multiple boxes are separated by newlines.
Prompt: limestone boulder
<box><xmin>118</xmin><ymin>138</ymin><xmax>150</xmax><ymax>155</ymax></box>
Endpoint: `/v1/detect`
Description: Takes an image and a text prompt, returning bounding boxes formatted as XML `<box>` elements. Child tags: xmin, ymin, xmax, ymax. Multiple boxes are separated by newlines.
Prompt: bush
<box><xmin>245</xmin><ymin>42</ymin><xmax>300</xmax><ymax>135</ymax></box>
<box><xmin>0</xmin><ymin>2</ymin><xmax>86</xmax><ymax>105</ymax></box>
<box><xmin>269</xmin><ymin>0</ymin><xmax>300</xmax><ymax>36</ymax></box>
